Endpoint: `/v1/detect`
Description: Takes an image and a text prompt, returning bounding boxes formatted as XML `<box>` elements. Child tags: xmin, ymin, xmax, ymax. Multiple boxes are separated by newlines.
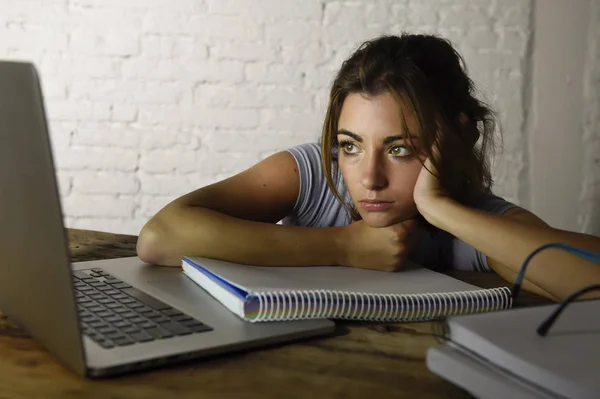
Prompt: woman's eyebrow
<box><xmin>337</xmin><ymin>129</ymin><xmax>417</xmax><ymax>145</ymax></box>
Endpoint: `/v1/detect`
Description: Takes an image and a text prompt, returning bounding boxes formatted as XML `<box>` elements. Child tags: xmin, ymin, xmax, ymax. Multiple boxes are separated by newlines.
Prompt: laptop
<box><xmin>0</xmin><ymin>60</ymin><xmax>335</xmax><ymax>378</ymax></box>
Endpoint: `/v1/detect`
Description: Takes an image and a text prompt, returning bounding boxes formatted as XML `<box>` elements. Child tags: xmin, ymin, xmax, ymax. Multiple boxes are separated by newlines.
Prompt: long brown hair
<box><xmin>320</xmin><ymin>33</ymin><xmax>497</xmax><ymax>220</ymax></box>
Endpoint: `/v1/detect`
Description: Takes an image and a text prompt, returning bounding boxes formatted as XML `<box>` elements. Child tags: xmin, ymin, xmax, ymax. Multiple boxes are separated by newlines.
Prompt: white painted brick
<box><xmin>207</xmin><ymin>0</ymin><xmax>321</xmax><ymax>20</ymax></box>
<box><xmin>259</xmin><ymin>109</ymin><xmax>322</xmax><ymax>132</ymax></box>
<box><xmin>256</xmin><ymin>86</ymin><xmax>313</xmax><ymax>109</ymax></box>
<box><xmin>140</xmin><ymin>129</ymin><xmax>194</xmax><ymax>150</ymax></box>
<box><xmin>138</xmin><ymin>105</ymin><xmax>182</xmax><ymax>126</ymax></box>
<box><xmin>501</xmin><ymin>29</ymin><xmax>528</xmax><ymax>56</ymax></box>
<box><xmin>121</xmin><ymin>59</ymin><xmax>182</xmax><ymax>80</ymax></box>
<box><xmin>68</xmin><ymin>8</ymin><xmax>144</xmax><ymax>31</ymax></box>
<box><xmin>139</xmin><ymin>174</ymin><xmax>195</xmax><ymax>196</ymax></box>
<box><xmin>187</xmin><ymin>108</ymin><xmax>260</xmax><ymax>129</ymax></box>
<box><xmin>466</xmin><ymin>26</ymin><xmax>499</xmax><ymax>51</ymax></box>
<box><xmin>194</xmin><ymin>84</ymin><xmax>258</xmax><ymax>108</ymax></box>
<box><xmin>72</xmin><ymin>0</ymin><xmax>197</xmax><ymax>11</ymax></box>
<box><xmin>265</xmin><ymin>21</ymin><xmax>321</xmax><ymax>44</ymax></box>
<box><xmin>48</xmin><ymin>124</ymin><xmax>72</xmax><ymax>148</ymax></box>
<box><xmin>71</xmin><ymin>125</ymin><xmax>141</xmax><ymax>149</ymax></box>
<box><xmin>62</xmin><ymin>195</ymin><xmax>136</xmax><ymax>218</ymax></box>
<box><xmin>69</xmin><ymin>30</ymin><xmax>139</xmax><ymax>56</ymax></box>
<box><xmin>0</xmin><ymin>29</ymin><xmax>69</xmax><ymax>53</ymax></box>
<box><xmin>111</xmin><ymin>104</ymin><xmax>138</xmax><ymax>123</ymax></box>
<box><xmin>69</xmin><ymin>79</ymin><xmax>138</xmax><ymax>102</ymax></box>
<box><xmin>183</xmin><ymin>60</ymin><xmax>245</xmax><ymax>83</ymax></box>
<box><xmin>206</xmin><ymin>130</ymin><xmax>310</xmax><ymax>153</ymax></box>
<box><xmin>281</xmin><ymin>42</ymin><xmax>328</xmax><ymax>65</ymax></box>
<box><xmin>141</xmin><ymin>35</ymin><xmax>208</xmax><ymax>60</ymax></box>
<box><xmin>54</xmin><ymin>56</ymin><xmax>119</xmax><ymax>78</ymax></box>
<box><xmin>41</xmin><ymin>78</ymin><xmax>68</xmax><ymax>100</ymax></box>
<box><xmin>72</xmin><ymin>172</ymin><xmax>139</xmax><ymax>195</ymax></box>
<box><xmin>195</xmin><ymin>150</ymin><xmax>261</xmax><ymax>175</ymax></box>
<box><xmin>130</xmin><ymin>81</ymin><xmax>189</xmax><ymax>104</ymax></box>
<box><xmin>195</xmin><ymin>15</ymin><xmax>263</xmax><ymax>41</ymax></box>
<box><xmin>212</xmin><ymin>42</ymin><xmax>275</xmax><ymax>62</ymax></box>
<box><xmin>139</xmin><ymin>150</ymin><xmax>198</xmax><ymax>174</ymax></box>
<box><xmin>245</xmin><ymin>62</ymin><xmax>302</xmax><ymax>84</ymax></box>
<box><xmin>54</xmin><ymin>147</ymin><xmax>138</xmax><ymax>172</ymax></box>
<box><xmin>46</xmin><ymin>101</ymin><xmax>111</xmax><ymax>121</ymax></box>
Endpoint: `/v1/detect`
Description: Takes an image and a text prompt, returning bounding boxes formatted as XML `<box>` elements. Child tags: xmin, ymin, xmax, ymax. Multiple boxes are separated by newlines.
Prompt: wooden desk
<box><xmin>0</xmin><ymin>229</ymin><xmax>551</xmax><ymax>398</ymax></box>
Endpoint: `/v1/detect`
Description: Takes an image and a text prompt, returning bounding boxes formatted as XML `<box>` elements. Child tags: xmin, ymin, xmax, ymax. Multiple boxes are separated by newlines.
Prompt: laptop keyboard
<box><xmin>72</xmin><ymin>268</ymin><xmax>212</xmax><ymax>349</ymax></box>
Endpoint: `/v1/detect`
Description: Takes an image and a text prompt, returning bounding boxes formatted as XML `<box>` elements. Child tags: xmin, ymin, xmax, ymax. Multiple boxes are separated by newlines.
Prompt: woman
<box><xmin>137</xmin><ymin>34</ymin><xmax>600</xmax><ymax>302</ymax></box>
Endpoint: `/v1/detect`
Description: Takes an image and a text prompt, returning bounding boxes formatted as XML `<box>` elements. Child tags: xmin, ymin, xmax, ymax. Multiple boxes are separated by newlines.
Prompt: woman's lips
<box><xmin>358</xmin><ymin>200</ymin><xmax>394</xmax><ymax>212</ymax></box>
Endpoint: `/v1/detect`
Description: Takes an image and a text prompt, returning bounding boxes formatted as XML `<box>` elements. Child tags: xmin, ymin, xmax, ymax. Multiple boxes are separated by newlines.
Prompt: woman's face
<box><xmin>337</xmin><ymin>92</ymin><xmax>423</xmax><ymax>227</ymax></box>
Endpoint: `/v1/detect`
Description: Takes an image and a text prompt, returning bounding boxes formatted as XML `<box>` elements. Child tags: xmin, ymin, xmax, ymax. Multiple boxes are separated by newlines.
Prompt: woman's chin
<box><xmin>361</xmin><ymin>212</ymin><xmax>406</xmax><ymax>228</ymax></box>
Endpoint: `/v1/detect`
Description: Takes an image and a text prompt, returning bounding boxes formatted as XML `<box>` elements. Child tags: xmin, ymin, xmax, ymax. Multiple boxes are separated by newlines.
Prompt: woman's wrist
<box><xmin>416</xmin><ymin>196</ymin><xmax>460</xmax><ymax>230</ymax></box>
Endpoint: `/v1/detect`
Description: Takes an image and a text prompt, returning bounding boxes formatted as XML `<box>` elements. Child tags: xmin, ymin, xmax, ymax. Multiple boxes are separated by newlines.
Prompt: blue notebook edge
<box><xmin>182</xmin><ymin>256</ymin><xmax>249</xmax><ymax>300</ymax></box>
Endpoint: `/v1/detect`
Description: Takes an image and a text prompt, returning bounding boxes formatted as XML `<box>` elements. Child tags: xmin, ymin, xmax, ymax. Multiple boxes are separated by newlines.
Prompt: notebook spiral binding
<box><xmin>249</xmin><ymin>287</ymin><xmax>513</xmax><ymax>322</ymax></box>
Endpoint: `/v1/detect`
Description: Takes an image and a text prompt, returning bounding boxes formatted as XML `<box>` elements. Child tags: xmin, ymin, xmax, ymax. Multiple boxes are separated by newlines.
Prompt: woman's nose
<box><xmin>360</xmin><ymin>154</ymin><xmax>388</xmax><ymax>190</ymax></box>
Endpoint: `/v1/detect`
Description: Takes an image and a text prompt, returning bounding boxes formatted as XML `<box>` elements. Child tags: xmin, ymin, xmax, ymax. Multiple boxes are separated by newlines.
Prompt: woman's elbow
<box><xmin>136</xmin><ymin>220</ymin><xmax>179</xmax><ymax>266</ymax></box>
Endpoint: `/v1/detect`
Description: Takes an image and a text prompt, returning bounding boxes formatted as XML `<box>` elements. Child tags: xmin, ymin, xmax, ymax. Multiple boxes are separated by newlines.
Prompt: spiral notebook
<box><xmin>181</xmin><ymin>256</ymin><xmax>513</xmax><ymax>323</ymax></box>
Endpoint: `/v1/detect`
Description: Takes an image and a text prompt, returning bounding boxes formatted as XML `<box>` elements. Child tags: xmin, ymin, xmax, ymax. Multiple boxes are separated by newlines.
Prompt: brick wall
<box><xmin>0</xmin><ymin>0</ymin><xmax>534</xmax><ymax>235</ymax></box>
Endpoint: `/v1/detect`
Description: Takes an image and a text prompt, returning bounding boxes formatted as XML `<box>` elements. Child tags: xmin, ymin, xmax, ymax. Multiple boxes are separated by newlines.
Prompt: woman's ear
<box><xmin>459</xmin><ymin>113</ymin><xmax>479</xmax><ymax>149</ymax></box>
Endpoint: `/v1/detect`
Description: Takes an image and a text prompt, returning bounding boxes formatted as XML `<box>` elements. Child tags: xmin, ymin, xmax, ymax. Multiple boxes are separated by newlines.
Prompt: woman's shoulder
<box><xmin>282</xmin><ymin>142</ymin><xmax>350</xmax><ymax>227</ymax></box>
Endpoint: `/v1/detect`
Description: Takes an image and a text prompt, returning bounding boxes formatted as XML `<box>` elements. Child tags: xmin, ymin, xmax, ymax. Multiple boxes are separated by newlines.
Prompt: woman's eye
<box><xmin>340</xmin><ymin>142</ymin><xmax>358</xmax><ymax>154</ymax></box>
<box><xmin>390</xmin><ymin>145</ymin><xmax>410</xmax><ymax>157</ymax></box>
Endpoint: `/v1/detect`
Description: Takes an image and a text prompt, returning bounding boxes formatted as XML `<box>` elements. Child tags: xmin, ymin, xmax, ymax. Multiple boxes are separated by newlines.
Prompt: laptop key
<box><xmin>105</xmin><ymin>278</ymin><xmax>122</xmax><ymax>285</ymax></box>
<box><xmin>162</xmin><ymin>309</ymin><xmax>183</xmax><ymax>317</ymax></box>
<box><xmin>139</xmin><ymin>321</ymin><xmax>156</xmax><ymax>329</ymax></box>
<box><xmin>113</xmin><ymin>307</ymin><xmax>130</xmax><ymax>314</ymax></box>
<box><xmin>122</xmin><ymin>312</ymin><xmax>139</xmax><ymax>319</ymax></box>
<box><xmin>113</xmin><ymin>282</ymin><xmax>132</xmax><ymax>289</ymax></box>
<box><xmin>98</xmin><ymin>340</ymin><xmax>115</xmax><ymax>349</ymax></box>
<box><xmin>145</xmin><ymin>327</ymin><xmax>174</xmax><ymax>339</ymax></box>
<box><xmin>122</xmin><ymin>326</ymin><xmax>141</xmax><ymax>334</ymax></box>
<box><xmin>126</xmin><ymin>302</ymin><xmax>144</xmax><ymax>309</ymax></box>
<box><xmin>111</xmin><ymin>293</ymin><xmax>129</xmax><ymax>300</ymax></box>
<box><xmin>104</xmin><ymin>315</ymin><xmax>122</xmax><ymax>323</ymax></box>
<box><xmin>97</xmin><ymin>299</ymin><xmax>114</xmax><ymax>305</ymax></box>
<box><xmin>160</xmin><ymin>322</ymin><xmax>192</xmax><ymax>336</ymax></box>
<box><xmin>106</xmin><ymin>331</ymin><xmax>126</xmax><ymax>340</ymax></box>
<box><xmin>129</xmin><ymin>331</ymin><xmax>154</xmax><ymax>343</ymax></box>
<box><xmin>97</xmin><ymin>326</ymin><xmax>118</xmax><ymax>334</ymax></box>
<box><xmin>88</xmin><ymin>306</ymin><xmax>106</xmax><ymax>313</ymax></box>
<box><xmin>113</xmin><ymin>337</ymin><xmax>134</xmax><ymax>346</ymax></box>
<box><xmin>189</xmin><ymin>324</ymin><xmax>213</xmax><ymax>333</ymax></box>
<box><xmin>73</xmin><ymin>271</ymin><xmax>91</xmax><ymax>280</ymax></box>
<box><xmin>105</xmin><ymin>303</ymin><xmax>121</xmax><ymax>309</ymax></box>
<box><xmin>97</xmin><ymin>311</ymin><xmax>113</xmax><ymax>318</ymax></box>
<box><xmin>121</xmin><ymin>288</ymin><xmax>171</xmax><ymax>310</ymax></box>
<box><xmin>130</xmin><ymin>317</ymin><xmax>146</xmax><ymax>324</ymax></box>
<box><xmin>89</xmin><ymin>321</ymin><xmax>107</xmax><ymax>328</ymax></box>
<box><xmin>81</xmin><ymin>300</ymin><xmax>99</xmax><ymax>308</ymax></box>
<box><xmin>173</xmin><ymin>315</ymin><xmax>193</xmax><ymax>323</ymax></box>
<box><xmin>113</xmin><ymin>321</ymin><xmax>131</xmax><ymax>329</ymax></box>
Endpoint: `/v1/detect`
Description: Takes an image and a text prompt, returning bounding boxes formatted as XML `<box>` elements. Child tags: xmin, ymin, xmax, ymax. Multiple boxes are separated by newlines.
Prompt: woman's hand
<box><xmin>339</xmin><ymin>218</ymin><xmax>423</xmax><ymax>272</ymax></box>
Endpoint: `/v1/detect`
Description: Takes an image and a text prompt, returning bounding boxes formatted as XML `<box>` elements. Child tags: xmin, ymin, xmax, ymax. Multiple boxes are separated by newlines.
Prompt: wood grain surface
<box><xmin>0</xmin><ymin>229</ymin><xmax>551</xmax><ymax>398</ymax></box>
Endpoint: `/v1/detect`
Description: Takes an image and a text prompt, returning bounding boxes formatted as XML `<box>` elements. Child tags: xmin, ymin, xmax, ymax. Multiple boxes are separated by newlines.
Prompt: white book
<box><xmin>428</xmin><ymin>299</ymin><xmax>600</xmax><ymax>399</ymax></box>
<box><xmin>181</xmin><ymin>256</ymin><xmax>512</xmax><ymax>323</ymax></box>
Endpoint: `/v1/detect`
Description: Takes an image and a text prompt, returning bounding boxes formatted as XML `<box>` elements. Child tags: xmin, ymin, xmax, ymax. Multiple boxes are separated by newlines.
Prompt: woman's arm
<box><xmin>418</xmin><ymin>198</ymin><xmax>600</xmax><ymax>301</ymax></box>
<box><xmin>137</xmin><ymin>151</ymin><xmax>346</xmax><ymax>267</ymax></box>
